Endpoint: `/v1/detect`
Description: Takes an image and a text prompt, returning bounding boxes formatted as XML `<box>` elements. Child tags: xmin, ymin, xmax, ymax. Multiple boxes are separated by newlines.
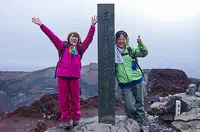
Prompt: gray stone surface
<box><xmin>45</xmin><ymin>116</ymin><xmax>140</xmax><ymax>132</ymax></box>
<box><xmin>174</xmin><ymin>108</ymin><xmax>200</xmax><ymax>122</ymax></box>
<box><xmin>98</xmin><ymin>4</ymin><xmax>115</xmax><ymax>125</ymax></box>
<box><xmin>149</xmin><ymin>93</ymin><xmax>200</xmax><ymax>115</ymax></box>
<box><xmin>148</xmin><ymin>92</ymin><xmax>200</xmax><ymax>131</ymax></box>
<box><xmin>174</xmin><ymin>93</ymin><xmax>200</xmax><ymax>108</ymax></box>
<box><xmin>149</xmin><ymin>102</ymin><xmax>166</xmax><ymax>115</ymax></box>
<box><xmin>196</xmin><ymin>92</ymin><xmax>200</xmax><ymax>97</ymax></box>
<box><xmin>186</xmin><ymin>83</ymin><xmax>196</xmax><ymax>96</ymax></box>
<box><xmin>172</xmin><ymin>108</ymin><xmax>200</xmax><ymax>132</ymax></box>
<box><xmin>148</xmin><ymin>93</ymin><xmax>200</xmax><ymax>122</ymax></box>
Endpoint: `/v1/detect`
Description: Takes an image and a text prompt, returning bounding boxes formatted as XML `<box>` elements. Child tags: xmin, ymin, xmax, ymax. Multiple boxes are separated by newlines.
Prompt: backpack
<box><xmin>54</xmin><ymin>41</ymin><xmax>83</xmax><ymax>79</ymax></box>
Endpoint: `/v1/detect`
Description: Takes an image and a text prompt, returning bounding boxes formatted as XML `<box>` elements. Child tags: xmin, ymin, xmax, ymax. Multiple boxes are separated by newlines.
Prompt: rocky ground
<box><xmin>46</xmin><ymin>116</ymin><xmax>140</xmax><ymax>132</ymax></box>
<box><xmin>147</xmin><ymin>92</ymin><xmax>200</xmax><ymax>132</ymax></box>
<box><xmin>0</xmin><ymin>93</ymin><xmax>178</xmax><ymax>132</ymax></box>
<box><xmin>0</xmin><ymin>68</ymin><xmax>199</xmax><ymax>132</ymax></box>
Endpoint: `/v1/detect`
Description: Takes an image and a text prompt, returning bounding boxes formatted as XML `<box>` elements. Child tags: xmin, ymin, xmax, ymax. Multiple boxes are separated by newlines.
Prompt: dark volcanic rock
<box><xmin>6</xmin><ymin>94</ymin><xmax>123</xmax><ymax>121</ymax></box>
<box><xmin>147</xmin><ymin>69</ymin><xmax>191</xmax><ymax>97</ymax></box>
<box><xmin>7</xmin><ymin>94</ymin><xmax>60</xmax><ymax>120</ymax></box>
<box><xmin>28</xmin><ymin>120</ymin><xmax>48</xmax><ymax>132</ymax></box>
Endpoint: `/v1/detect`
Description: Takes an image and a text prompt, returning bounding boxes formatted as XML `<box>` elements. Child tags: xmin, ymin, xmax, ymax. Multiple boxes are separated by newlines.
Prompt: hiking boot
<box><xmin>73</xmin><ymin>119</ymin><xmax>79</xmax><ymax>126</ymax></box>
<box><xmin>63</xmin><ymin>122</ymin><xmax>72</xmax><ymax>129</ymax></box>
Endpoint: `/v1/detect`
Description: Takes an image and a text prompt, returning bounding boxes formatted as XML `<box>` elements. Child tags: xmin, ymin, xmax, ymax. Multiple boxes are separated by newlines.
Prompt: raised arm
<box><xmin>81</xmin><ymin>16</ymin><xmax>98</xmax><ymax>53</ymax></box>
<box><xmin>132</xmin><ymin>35</ymin><xmax>148</xmax><ymax>58</ymax></box>
<box><xmin>32</xmin><ymin>17</ymin><xmax>63</xmax><ymax>51</ymax></box>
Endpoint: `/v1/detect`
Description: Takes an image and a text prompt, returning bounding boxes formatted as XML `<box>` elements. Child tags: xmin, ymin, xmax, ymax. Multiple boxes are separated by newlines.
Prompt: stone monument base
<box><xmin>45</xmin><ymin>116</ymin><xmax>140</xmax><ymax>132</ymax></box>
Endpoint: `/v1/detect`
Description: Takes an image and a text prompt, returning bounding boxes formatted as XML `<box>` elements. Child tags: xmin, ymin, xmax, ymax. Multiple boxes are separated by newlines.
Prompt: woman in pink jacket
<box><xmin>32</xmin><ymin>16</ymin><xmax>97</xmax><ymax>129</ymax></box>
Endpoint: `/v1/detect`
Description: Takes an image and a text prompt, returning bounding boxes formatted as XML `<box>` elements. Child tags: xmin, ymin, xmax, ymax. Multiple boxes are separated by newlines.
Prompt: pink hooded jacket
<box><xmin>40</xmin><ymin>24</ymin><xmax>95</xmax><ymax>78</ymax></box>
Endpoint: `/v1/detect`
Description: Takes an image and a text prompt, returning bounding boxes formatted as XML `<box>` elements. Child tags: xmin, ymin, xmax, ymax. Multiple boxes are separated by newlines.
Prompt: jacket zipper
<box><xmin>122</xmin><ymin>63</ymin><xmax>130</xmax><ymax>82</ymax></box>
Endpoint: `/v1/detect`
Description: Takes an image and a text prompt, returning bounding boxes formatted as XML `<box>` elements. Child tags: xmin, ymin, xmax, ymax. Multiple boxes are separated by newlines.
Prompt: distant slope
<box><xmin>0</xmin><ymin>63</ymin><xmax>198</xmax><ymax>112</ymax></box>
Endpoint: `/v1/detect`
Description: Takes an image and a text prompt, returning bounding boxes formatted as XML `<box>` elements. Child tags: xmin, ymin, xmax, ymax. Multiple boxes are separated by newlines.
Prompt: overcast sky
<box><xmin>0</xmin><ymin>0</ymin><xmax>199</xmax><ymax>78</ymax></box>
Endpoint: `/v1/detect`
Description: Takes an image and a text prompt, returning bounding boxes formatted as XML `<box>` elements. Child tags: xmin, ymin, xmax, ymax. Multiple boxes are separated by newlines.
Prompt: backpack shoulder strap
<box><xmin>127</xmin><ymin>47</ymin><xmax>135</xmax><ymax>59</ymax></box>
<box><xmin>59</xmin><ymin>42</ymin><xmax>68</xmax><ymax>61</ymax></box>
<box><xmin>121</xmin><ymin>53</ymin><xmax>129</xmax><ymax>56</ymax></box>
<box><xmin>120</xmin><ymin>47</ymin><xmax>135</xmax><ymax>58</ymax></box>
<box><xmin>127</xmin><ymin>46</ymin><xmax>145</xmax><ymax>78</ymax></box>
<box><xmin>59</xmin><ymin>42</ymin><xmax>83</xmax><ymax>60</ymax></box>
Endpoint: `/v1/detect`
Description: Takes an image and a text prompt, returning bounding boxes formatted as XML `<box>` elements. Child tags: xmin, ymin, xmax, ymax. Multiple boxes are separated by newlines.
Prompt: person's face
<box><xmin>116</xmin><ymin>34</ymin><xmax>127</xmax><ymax>48</ymax></box>
<box><xmin>69</xmin><ymin>34</ymin><xmax>79</xmax><ymax>44</ymax></box>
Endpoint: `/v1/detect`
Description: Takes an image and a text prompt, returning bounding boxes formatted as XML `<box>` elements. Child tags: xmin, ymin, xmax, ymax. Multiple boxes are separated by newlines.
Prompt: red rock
<box><xmin>148</xmin><ymin>69</ymin><xmax>191</xmax><ymax>97</ymax></box>
<box><xmin>28</xmin><ymin>120</ymin><xmax>47</xmax><ymax>132</ymax></box>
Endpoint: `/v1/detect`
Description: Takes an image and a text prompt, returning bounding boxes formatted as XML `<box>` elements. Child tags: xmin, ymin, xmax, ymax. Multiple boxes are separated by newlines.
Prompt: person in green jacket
<box><xmin>115</xmin><ymin>31</ymin><xmax>148</xmax><ymax>132</ymax></box>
